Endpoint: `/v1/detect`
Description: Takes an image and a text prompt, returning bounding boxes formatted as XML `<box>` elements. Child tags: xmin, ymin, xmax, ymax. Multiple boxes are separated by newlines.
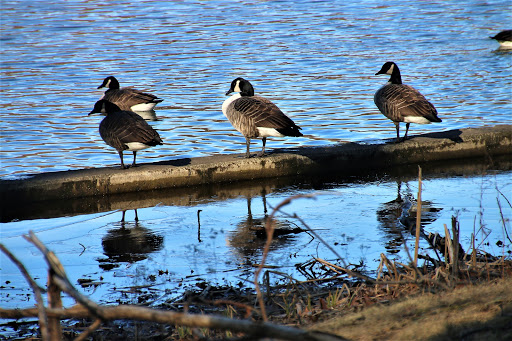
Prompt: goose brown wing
<box><xmin>99</xmin><ymin>111</ymin><xmax>162</xmax><ymax>150</ymax></box>
<box><xmin>231</xmin><ymin>96</ymin><xmax>301</xmax><ymax>133</ymax></box>
<box><xmin>374</xmin><ymin>84</ymin><xmax>439</xmax><ymax>122</ymax></box>
<box><xmin>103</xmin><ymin>88</ymin><xmax>162</xmax><ymax>110</ymax></box>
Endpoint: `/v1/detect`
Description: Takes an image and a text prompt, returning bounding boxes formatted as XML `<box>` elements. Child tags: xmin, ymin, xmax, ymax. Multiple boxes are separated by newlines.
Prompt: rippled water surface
<box><xmin>1</xmin><ymin>0</ymin><xmax>511</xmax><ymax>177</ymax></box>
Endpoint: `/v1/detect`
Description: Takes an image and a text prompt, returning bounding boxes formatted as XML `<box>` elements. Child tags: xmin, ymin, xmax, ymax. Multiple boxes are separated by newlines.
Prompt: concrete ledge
<box><xmin>1</xmin><ymin>125</ymin><xmax>511</xmax><ymax>204</ymax></box>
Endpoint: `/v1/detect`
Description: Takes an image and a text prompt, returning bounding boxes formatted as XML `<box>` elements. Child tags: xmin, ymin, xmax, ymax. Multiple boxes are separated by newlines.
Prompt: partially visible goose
<box><xmin>374</xmin><ymin>62</ymin><xmax>442</xmax><ymax>142</ymax></box>
<box><xmin>222</xmin><ymin>77</ymin><xmax>303</xmax><ymax>158</ymax></box>
<box><xmin>490</xmin><ymin>29</ymin><xmax>512</xmax><ymax>49</ymax></box>
<box><xmin>97</xmin><ymin>76</ymin><xmax>164</xmax><ymax>111</ymax></box>
<box><xmin>88</xmin><ymin>99</ymin><xmax>163</xmax><ymax>169</ymax></box>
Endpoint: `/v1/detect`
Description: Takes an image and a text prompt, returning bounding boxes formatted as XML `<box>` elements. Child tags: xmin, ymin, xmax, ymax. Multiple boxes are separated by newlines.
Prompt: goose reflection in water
<box><xmin>94</xmin><ymin>107</ymin><xmax>159</xmax><ymax>122</ymax></box>
<box><xmin>227</xmin><ymin>192</ymin><xmax>304</xmax><ymax>261</ymax></box>
<box><xmin>97</xmin><ymin>209</ymin><xmax>164</xmax><ymax>270</ymax></box>
<box><xmin>133</xmin><ymin>109</ymin><xmax>158</xmax><ymax>121</ymax></box>
<box><xmin>376</xmin><ymin>182</ymin><xmax>442</xmax><ymax>254</ymax></box>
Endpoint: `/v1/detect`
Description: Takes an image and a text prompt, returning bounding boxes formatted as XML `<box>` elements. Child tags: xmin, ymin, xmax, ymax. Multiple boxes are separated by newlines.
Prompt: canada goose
<box><xmin>222</xmin><ymin>77</ymin><xmax>302</xmax><ymax>158</ymax></box>
<box><xmin>374</xmin><ymin>62</ymin><xmax>442</xmax><ymax>142</ymax></box>
<box><xmin>490</xmin><ymin>30</ymin><xmax>512</xmax><ymax>49</ymax></box>
<box><xmin>88</xmin><ymin>99</ymin><xmax>163</xmax><ymax>169</ymax></box>
<box><xmin>97</xmin><ymin>76</ymin><xmax>164</xmax><ymax>111</ymax></box>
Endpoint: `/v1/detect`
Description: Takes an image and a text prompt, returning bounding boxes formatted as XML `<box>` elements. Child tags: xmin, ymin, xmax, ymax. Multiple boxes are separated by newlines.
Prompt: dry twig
<box><xmin>1</xmin><ymin>231</ymin><xmax>344</xmax><ymax>341</ymax></box>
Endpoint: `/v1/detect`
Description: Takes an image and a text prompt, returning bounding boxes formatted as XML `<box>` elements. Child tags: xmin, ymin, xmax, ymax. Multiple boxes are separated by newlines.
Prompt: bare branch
<box><xmin>0</xmin><ymin>243</ymin><xmax>49</xmax><ymax>341</ymax></box>
<box><xmin>23</xmin><ymin>231</ymin><xmax>105</xmax><ymax>319</ymax></box>
<box><xmin>0</xmin><ymin>306</ymin><xmax>345</xmax><ymax>341</ymax></box>
<box><xmin>256</xmin><ymin>194</ymin><xmax>316</xmax><ymax>321</ymax></box>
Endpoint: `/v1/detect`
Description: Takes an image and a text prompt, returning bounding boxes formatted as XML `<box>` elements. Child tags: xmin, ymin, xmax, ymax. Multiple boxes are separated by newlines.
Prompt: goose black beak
<box><xmin>225</xmin><ymin>89</ymin><xmax>233</xmax><ymax>96</ymax></box>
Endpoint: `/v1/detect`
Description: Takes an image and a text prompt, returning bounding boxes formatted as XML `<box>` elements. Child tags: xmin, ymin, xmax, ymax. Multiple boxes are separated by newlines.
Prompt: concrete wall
<box><xmin>1</xmin><ymin>125</ymin><xmax>511</xmax><ymax>205</ymax></box>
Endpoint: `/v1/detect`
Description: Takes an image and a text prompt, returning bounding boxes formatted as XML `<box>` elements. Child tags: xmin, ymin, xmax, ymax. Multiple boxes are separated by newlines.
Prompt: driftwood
<box><xmin>0</xmin><ymin>231</ymin><xmax>345</xmax><ymax>341</ymax></box>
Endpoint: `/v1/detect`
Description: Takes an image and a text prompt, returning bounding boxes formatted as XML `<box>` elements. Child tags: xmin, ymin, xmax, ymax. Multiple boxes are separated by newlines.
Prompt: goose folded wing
<box><xmin>101</xmin><ymin>112</ymin><xmax>162</xmax><ymax>149</ymax></box>
<box><xmin>377</xmin><ymin>84</ymin><xmax>438</xmax><ymax>121</ymax></box>
<box><xmin>233</xmin><ymin>97</ymin><xmax>299</xmax><ymax>129</ymax></box>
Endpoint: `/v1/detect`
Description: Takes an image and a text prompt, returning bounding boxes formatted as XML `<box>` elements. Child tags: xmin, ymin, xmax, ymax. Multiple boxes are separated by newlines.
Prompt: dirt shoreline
<box><xmin>309</xmin><ymin>275</ymin><xmax>512</xmax><ymax>341</ymax></box>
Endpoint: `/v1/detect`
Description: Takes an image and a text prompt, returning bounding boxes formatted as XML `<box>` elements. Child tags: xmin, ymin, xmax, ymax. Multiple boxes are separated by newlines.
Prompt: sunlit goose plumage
<box><xmin>490</xmin><ymin>30</ymin><xmax>512</xmax><ymax>49</ymax></box>
<box><xmin>374</xmin><ymin>62</ymin><xmax>442</xmax><ymax>142</ymax></box>
<box><xmin>88</xmin><ymin>99</ymin><xmax>163</xmax><ymax>169</ymax></box>
<box><xmin>222</xmin><ymin>77</ymin><xmax>302</xmax><ymax>158</ymax></box>
<box><xmin>97</xmin><ymin>76</ymin><xmax>164</xmax><ymax>111</ymax></box>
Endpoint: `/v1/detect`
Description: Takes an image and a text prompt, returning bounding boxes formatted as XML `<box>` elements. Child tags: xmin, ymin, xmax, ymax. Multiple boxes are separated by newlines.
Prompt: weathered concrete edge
<box><xmin>1</xmin><ymin>125</ymin><xmax>511</xmax><ymax>203</ymax></box>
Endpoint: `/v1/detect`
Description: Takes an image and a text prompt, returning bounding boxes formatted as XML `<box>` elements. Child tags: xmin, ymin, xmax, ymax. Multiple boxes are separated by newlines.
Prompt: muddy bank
<box><xmin>309</xmin><ymin>275</ymin><xmax>512</xmax><ymax>341</ymax></box>
<box><xmin>1</xmin><ymin>125</ymin><xmax>510</xmax><ymax>205</ymax></box>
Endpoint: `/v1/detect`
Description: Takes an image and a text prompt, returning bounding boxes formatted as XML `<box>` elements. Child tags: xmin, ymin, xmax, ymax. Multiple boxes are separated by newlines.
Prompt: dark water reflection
<box><xmin>377</xmin><ymin>182</ymin><xmax>442</xmax><ymax>254</ymax></box>
<box><xmin>227</xmin><ymin>193</ymin><xmax>303</xmax><ymax>261</ymax></box>
<box><xmin>98</xmin><ymin>210</ymin><xmax>164</xmax><ymax>270</ymax></box>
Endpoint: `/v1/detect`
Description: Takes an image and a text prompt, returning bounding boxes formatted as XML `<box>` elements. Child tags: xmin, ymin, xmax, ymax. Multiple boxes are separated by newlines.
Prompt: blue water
<box><xmin>1</xmin><ymin>0</ymin><xmax>511</xmax><ymax>177</ymax></box>
<box><xmin>1</xmin><ymin>171</ymin><xmax>511</xmax><ymax>311</ymax></box>
<box><xmin>0</xmin><ymin>1</ymin><xmax>511</xmax><ymax>333</ymax></box>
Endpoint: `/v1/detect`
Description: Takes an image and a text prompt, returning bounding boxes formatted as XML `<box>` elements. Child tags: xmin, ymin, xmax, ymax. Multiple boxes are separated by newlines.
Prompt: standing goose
<box><xmin>88</xmin><ymin>99</ymin><xmax>163</xmax><ymax>169</ymax></box>
<box><xmin>374</xmin><ymin>62</ymin><xmax>442</xmax><ymax>142</ymax></box>
<box><xmin>98</xmin><ymin>76</ymin><xmax>164</xmax><ymax>111</ymax></box>
<box><xmin>222</xmin><ymin>77</ymin><xmax>303</xmax><ymax>158</ymax></box>
<box><xmin>490</xmin><ymin>29</ymin><xmax>512</xmax><ymax>49</ymax></box>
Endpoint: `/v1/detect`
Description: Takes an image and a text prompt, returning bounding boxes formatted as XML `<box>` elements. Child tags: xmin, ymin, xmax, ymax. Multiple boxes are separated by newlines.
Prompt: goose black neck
<box><xmin>389</xmin><ymin>66</ymin><xmax>402</xmax><ymax>85</ymax></box>
<box><xmin>108</xmin><ymin>77</ymin><xmax>120</xmax><ymax>89</ymax></box>
<box><xmin>240</xmin><ymin>81</ymin><xmax>255</xmax><ymax>96</ymax></box>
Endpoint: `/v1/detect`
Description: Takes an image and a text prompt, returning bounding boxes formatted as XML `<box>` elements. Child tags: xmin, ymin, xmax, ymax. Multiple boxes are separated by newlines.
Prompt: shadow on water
<box><xmin>377</xmin><ymin>181</ymin><xmax>442</xmax><ymax>254</ymax></box>
<box><xmin>97</xmin><ymin>209</ymin><xmax>164</xmax><ymax>270</ymax></box>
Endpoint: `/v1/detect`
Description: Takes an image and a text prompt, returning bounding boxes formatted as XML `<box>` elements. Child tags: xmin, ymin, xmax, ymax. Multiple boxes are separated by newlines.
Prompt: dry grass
<box><xmin>309</xmin><ymin>275</ymin><xmax>512</xmax><ymax>341</ymax></box>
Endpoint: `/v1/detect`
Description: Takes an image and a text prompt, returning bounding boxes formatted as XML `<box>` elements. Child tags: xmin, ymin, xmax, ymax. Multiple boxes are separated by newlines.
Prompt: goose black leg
<box><xmin>257</xmin><ymin>137</ymin><xmax>267</xmax><ymax>157</ymax></box>
<box><xmin>245</xmin><ymin>137</ymin><xmax>251</xmax><ymax>158</ymax></box>
<box><xmin>132</xmin><ymin>151</ymin><xmax>137</xmax><ymax>167</ymax></box>
<box><xmin>118</xmin><ymin>151</ymin><xmax>127</xmax><ymax>169</ymax></box>
<box><xmin>403</xmin><ymin>123</ymin><xmax>411</xmax><ymax>141</ymax></box>
<box><xmin>394</xmin><ymin>122</ymin><xmax>401</xmax><ymax>143</ymax></box>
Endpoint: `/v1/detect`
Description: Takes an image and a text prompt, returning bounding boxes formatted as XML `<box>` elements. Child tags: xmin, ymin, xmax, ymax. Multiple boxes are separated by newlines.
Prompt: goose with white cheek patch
<box><xmin>98</xmin><ymin>76</ymin><xmax>164</xmax><ymax>112</ymax></box>
<box><xmin>88</xmin><ymin>99</ymin><xmax>163</xmax><ymax>169</ymax></box>
<box><xmin>222</xmin><ymin>77</ymin><xmax>303</xmax><ymax>158</ymax></box>
<box><xmin>374</xmin><ymin>62</ymin><xmax>442</xmax><ymax>142</ymax></box>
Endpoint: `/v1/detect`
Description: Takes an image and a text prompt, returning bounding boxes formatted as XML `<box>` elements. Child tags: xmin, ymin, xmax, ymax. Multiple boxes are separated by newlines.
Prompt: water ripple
<box><xmin>1</xmin><ymin>0</ymin><xmax>511</xmax><ymax>178</ymax></box>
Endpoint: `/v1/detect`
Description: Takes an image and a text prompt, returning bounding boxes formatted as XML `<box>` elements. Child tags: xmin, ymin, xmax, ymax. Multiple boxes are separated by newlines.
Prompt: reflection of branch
<box><xmin>197</xmin><ymin>209</ymin><xmax>202</xmax><ymax>242</ymax></box>
<box><xmin>1</xmin><ymin>231</ymin><xmax>343</xmax><ymax>341</ymax></box>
